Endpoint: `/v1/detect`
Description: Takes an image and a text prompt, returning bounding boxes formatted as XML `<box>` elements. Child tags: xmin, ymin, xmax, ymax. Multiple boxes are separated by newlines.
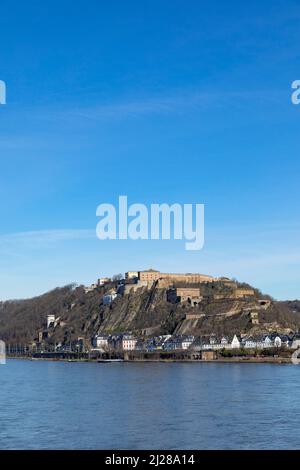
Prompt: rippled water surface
<box><xmin>0</xmin><ymin>360</ymin><xmax>299</xmax><ymax>449</ymax></box>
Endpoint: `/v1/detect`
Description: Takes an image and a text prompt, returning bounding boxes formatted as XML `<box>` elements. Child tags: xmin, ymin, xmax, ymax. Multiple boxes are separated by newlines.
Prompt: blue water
<box><xmin>0</xmin><ymin>360</ymin><xmax>300</xmax><ymax>449</ymax></box>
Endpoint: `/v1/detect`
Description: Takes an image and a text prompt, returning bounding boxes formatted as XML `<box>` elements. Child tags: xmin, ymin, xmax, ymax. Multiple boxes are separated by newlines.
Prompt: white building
<box><xmin>103</xmin><ymin>292</ymin><xmax>118</xmax><ymax>305</ymax></box>
<box><xmin>181</xmin><ymin>336</ymin><xmax>195</xmax><ymax>350</ymax></box>
<box><xmin>263</xmin><ymin>336</ymin><xmax>272</xmax><ymax>348</ymax></box>
<box><xmin>220</xmin><ymin>336</ymin><xmax>229</xmax><ymax>346</ymax></box>
<box><xmin>125</xmin><ymin>271</ymin><xmax>138</xmax><ymax>280</ymax></box>
<box><xmin>231</xmin><ymin>334</ymin><xmax>241</xmax><ymax>349</ymax></box>
<box><xmin>93</xmin><ymin>335</ymin><xmax>109</xmax><ymax>349</ymax></box>
<box><xmin>291</xmin><ymin>335</ymin><xmax>300</xmax><ymax>349</ymax></box>
<box><xmin>201</xmin><ymin>335</ymin><xmax>221</xmax><ymax>350</ymax></box>
<box><xmin>243</xmin><ymin>336</ymin><xmax>258</xmax><ymax>349</ymax></box>
<box><xmin>273</xmin><ymin>336</ymin><xmax>282</xmax><ymax>348</ymax></box>
<box><xmin>47</xmin><ymin>314</ymin><xmax>56</xmax><ymax>329</ymax></box>
<box><xmin>122</xmin><ymin>335</ymin><xmax>138</xmax><ymax>351</ymax></box>
<box><xmin>98</xmin><ymin>277</ymin><xmax>111</xmax><ymax>286</ymax></box>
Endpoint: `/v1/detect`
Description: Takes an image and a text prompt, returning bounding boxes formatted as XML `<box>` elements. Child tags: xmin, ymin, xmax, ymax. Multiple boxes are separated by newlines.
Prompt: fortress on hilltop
<box><xmin>126</xmin><ymin>269</ymin><xmax>216</xmax><ymax>284</ymax></box>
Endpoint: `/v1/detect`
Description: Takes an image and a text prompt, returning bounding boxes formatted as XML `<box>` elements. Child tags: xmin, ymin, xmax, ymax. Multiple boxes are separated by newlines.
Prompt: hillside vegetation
<box><xmin>0</xmin><ymin>279</ymin><xmax>300</xmax><ymax>346</ymax></box>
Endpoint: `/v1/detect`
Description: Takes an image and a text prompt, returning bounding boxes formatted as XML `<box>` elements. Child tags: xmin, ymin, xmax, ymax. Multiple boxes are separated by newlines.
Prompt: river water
<box><xmin>0</xmin><ymin>360</ymin><xmax>299</xmax><ymax>449</ymax></box>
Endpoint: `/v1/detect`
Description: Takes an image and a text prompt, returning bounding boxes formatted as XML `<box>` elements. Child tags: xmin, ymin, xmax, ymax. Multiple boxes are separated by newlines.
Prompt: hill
<box><xmin>0</xmin><ymin>279</ymin><xmax>300</xmax><ymax>347</ymax></box>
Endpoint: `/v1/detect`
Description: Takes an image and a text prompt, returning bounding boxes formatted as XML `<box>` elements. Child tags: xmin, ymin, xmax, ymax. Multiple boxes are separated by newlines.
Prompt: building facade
<box><xmin>103</xmin><ymin>292</ymin><xmax>118</xmax><ymax>305</ymax></box>
<box><xmin>93</xmin><ymin>335</ymin><xmax>109</xmax><ymax>349</ymax></box>
<box><xmin>125</xmin><ymin>271</ymin><xmax>139</xmax><ymax>280</ymax></box>
<box><xmin>138</xmin><ymin>269</ymin><xmax>215</xmax><ymax>284</ymax></box>
<box><xmin>47</xmin><ymin>314</ymin><xmax>56</xmax><ymax>329</ymax></box>
<box><xmin>122</xmin><ymin>335</ymin><xmax>138</xmax><ymax>351</ymax></box>
<box><xmin>98</xmin><ymin>277</ymin><xmax>111</xmax><ymax>286</ymax></box>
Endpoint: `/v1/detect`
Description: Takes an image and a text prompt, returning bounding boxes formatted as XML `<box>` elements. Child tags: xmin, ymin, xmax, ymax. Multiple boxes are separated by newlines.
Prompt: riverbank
<box><xmin>6</xmin><ymin>354</ymin><xmax>293</xmax><ymax>364</ymax></box>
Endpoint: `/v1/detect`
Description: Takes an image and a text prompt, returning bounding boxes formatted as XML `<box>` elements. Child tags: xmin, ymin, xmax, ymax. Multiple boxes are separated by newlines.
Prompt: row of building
<box><xmin>92</xmin><ymin>332</ymin><xmax>300</xmax><ymax>352</ymax></box>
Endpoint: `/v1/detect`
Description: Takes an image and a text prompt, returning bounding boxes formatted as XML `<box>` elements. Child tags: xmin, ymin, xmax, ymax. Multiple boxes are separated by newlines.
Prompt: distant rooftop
<box><xmin>139</xmin><ymin>269</ymin><xmax>213</xmax><ymax>277</ymax></box>
<box><xmin>140</xmin><ymin>268</ymin><xmax>160</xmax><ymax>272</ymax></box>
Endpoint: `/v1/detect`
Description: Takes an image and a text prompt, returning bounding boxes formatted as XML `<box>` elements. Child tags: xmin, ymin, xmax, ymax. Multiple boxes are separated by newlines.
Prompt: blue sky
<box><xmin>1</xmin><ymin>0</ymin><xmax>300</xmax><ymax>300</ymax></box>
